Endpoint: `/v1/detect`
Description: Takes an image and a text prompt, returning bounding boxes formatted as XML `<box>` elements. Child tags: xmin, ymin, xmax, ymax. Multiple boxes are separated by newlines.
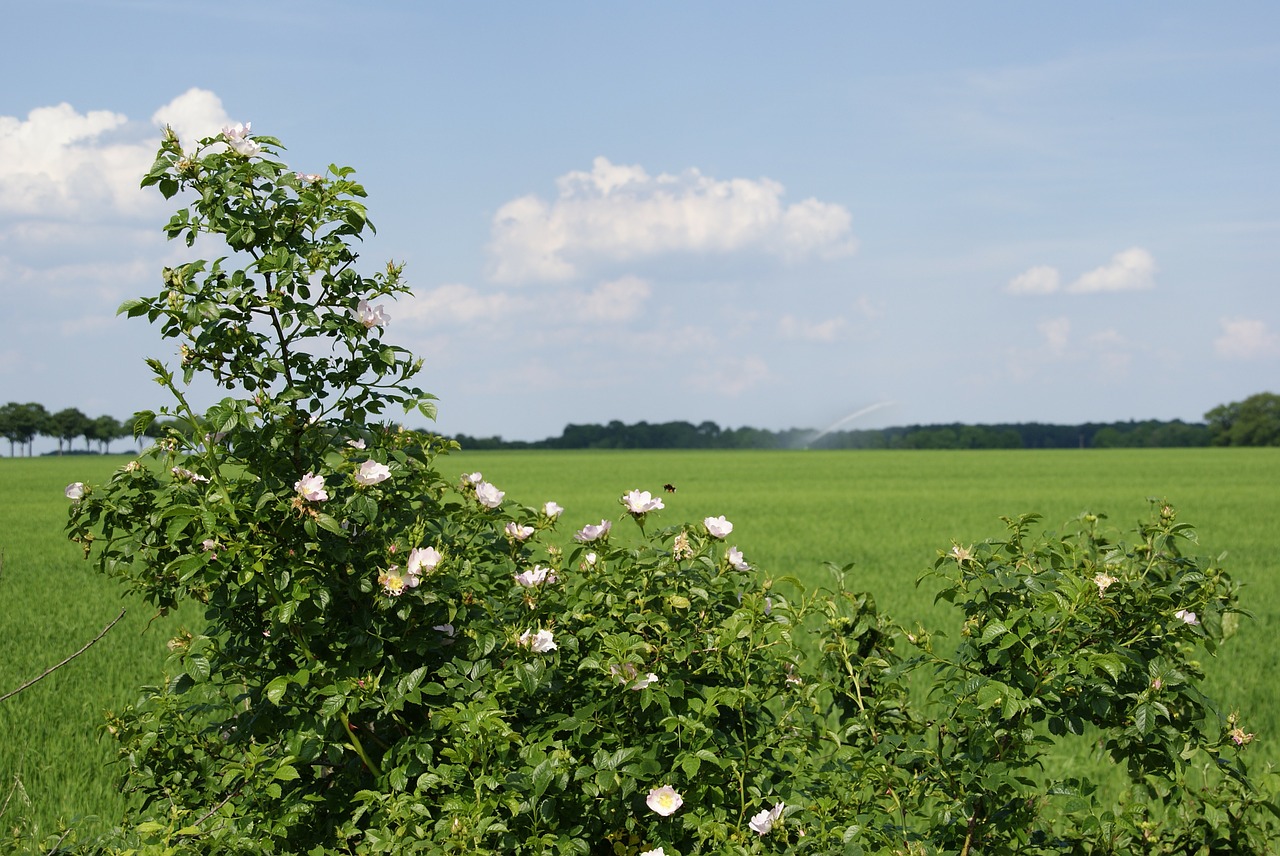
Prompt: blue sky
<box><xmin>2</xmin><ymin>1</ymin><xmax>1277</xmax><ymax>444</ymax></box>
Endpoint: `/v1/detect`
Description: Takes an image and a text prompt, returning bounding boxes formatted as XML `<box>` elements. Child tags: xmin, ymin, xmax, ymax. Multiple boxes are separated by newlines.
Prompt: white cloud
<box><xmin>1214</xmin><ymin>317</ymin><xmax>1280</xmax><ymax>360</ymax></box>
<box><xmin>852</xmin><ymin>295</ymin><xmax>884</xmax><ymax>320</ymax></box>
<box><xmin>1007</xmin><ymin>264</ymin><xmax>1061</xmax><ymax>295</ymax></box>
<box><xmin>0</xmin><ymin>349</ymin><xmax>22</xmax><ymax>375</ymax></box>
<box><xmin>1037</xmin><ymin>316</ymin><xmax>1071</xmax><ymax>354</ymax></box>
<box><xmin>488</xmin><ymin>157</ymin><xmax>857</xmax><ymax>283</ymax></box>
<box><xmin>779</xmin><ymin>313</ymin><xmax>846</xmax><ymax>342</ymax></box>
<box><xmin>574</xmin><ymin>275</ymin><xmax>651</xmax><ymax>323</ymax></box>
<box><xmin>395</xmin><ymin>283</ymin><xmax>523</xmax><ymax>327</ymax></box>
<box><xmin>0</xmin><ymin>103</ymin><xmax>144</xmax><ymax>219</ymax></box>
<box><xmin>1088</xmin><ymin>328</ymin><xmax>1128</xmax><ymax>348</ymax></box>
<box><xmin>1066</xmin><ymin>247</ymin><xmax>1156</xmax><ymax>293</ymax></box>
<box><xmin>1007</xmin><ymin>248</ymin><xmax>1156</xmax><ymax>296</ymax></box>
<box><xmin>689</xmin><ymin>355</ymin><xmax>771</xmax><ymax>396</ymax></box>
<box><xmin>151</xmin><ymin>88</ymin><xmax>234</xmax><ymax>147</ymax></box>
<box><xmin>0</xmin><ymin>89</ymin><xmax>234</xmax><ymax>223</ymax></box>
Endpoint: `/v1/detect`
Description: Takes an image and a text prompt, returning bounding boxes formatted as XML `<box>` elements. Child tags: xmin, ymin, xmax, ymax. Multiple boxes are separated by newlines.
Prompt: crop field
<box><xmin>2</xmin><ymin>448</ymin><xmax>1277</xmax><ymax>838</ymax></box>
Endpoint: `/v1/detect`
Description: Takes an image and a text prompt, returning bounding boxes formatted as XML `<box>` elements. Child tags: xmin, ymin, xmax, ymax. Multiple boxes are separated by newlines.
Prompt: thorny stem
<box><xmin>0</xmin><ymin>609</ymin><xmax>126</xmax><ymax>703</ymax></box>
<box><xmin>340</xmin><ymin>711</ymin><xmax>382</xmax><ymax>777</ymax></box>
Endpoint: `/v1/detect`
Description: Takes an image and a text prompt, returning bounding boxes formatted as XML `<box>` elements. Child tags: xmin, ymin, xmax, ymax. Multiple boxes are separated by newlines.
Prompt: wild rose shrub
<box><xmin>58</xmin><ymin>127</ymin><xmax>1279</xmax><ymax>855</ymax></box>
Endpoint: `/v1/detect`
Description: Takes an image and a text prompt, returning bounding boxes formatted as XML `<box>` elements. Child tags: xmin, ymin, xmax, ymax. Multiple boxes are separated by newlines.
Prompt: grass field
<box><xmin>2</xmin><ymin>448</ymin><xmax>1277</xmax><ymax>839</ymax></box>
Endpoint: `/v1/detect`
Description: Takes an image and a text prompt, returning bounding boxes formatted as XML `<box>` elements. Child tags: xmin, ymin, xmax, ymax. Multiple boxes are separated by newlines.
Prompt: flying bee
<box><xmin>663</xmin><ymin>483</ymin><xmax>677</xmax><ymax>493</ymax></box>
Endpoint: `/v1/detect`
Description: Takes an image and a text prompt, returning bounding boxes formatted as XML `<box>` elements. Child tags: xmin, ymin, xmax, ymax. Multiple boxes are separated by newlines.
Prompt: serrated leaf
<box><xmin>531</xmin><ymin>759</ymin><xmax>555</xmax><ymax>798</ymax></box>
<box><xmin>266</xmin><ymin>675</ymin><xmax>290</xmax><ymax>705</ymax></box>
<box><xmin>185</xmin><ymin>655</ymin><xmax>211</xmax><ymax>682</ymax></box>
<box><xmin>980</xmin><ymin>621</ymin><xmax>1009</xmax><ymax>644</ymax></box>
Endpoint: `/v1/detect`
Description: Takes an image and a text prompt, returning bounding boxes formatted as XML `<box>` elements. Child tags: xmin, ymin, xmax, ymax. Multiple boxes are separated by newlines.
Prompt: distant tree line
<box><xmin>4</xmin><ymin>392</ymin><xmax>1276</xmax><ymax>456</ymax></box>
<box><xmin>452</xmin><ymin>392</ymin><xmax>1280</xmax><ymax>451</ymax></box>
<box><xmin>0</xmin><ymin>402</ymin><xmax>191</xmax><ymax>457</ymax></box>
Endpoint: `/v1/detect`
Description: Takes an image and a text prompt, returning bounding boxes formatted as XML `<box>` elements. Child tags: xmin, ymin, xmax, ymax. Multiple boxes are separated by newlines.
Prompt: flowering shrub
<box><xmin>56</xmin><ymin>126</ymin><xmax>1279</xmax><ymax>854</ymax></box>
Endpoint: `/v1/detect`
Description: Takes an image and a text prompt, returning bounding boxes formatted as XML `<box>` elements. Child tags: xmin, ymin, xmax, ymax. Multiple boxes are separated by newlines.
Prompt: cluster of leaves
<box><xmin>51</xmin><ymin>127</ymin><xmax>1280</xmax><ymax>854</ymax></box>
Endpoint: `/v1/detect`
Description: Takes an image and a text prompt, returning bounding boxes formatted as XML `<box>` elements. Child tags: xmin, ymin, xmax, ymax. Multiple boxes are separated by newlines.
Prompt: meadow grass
<box><xmin>1</xmin><ymin>448</ymin><xmax>1277</xmax><ymax>837</ymax></box>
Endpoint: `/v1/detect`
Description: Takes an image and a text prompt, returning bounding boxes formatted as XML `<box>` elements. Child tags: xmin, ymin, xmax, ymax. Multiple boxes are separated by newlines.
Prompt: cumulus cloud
<box><xmin>779</xmin><ymin>313</ymin><xmax>846</xmax><ymax>342</ymax></box>
<box><xmin>1214</xmin><ymin>317</ymin><xmax>1280</xmax><ymax>360</ymax></box>
<box><xmin>1067</xmin><ymin>247</ymin><xmax>1156</xmax><ymax>293</ymax></box>
<box><xmin>574</xmin><ymin>275</ymin><xmax>652</xmax><ymax>323</ymax></box>
<box><xmin>1037</xmin><ymin>316</ymin><xmax>1071</xmax><ymax>354</ymax></box>
<box><xmin>1007</xmin><ymin>247</ymin><xmax>1156</xmax><ymax>296</ymax></box>
<box><xmin>1006</xmin><ymin>264</ymin><xmax>1060</xmax><ymax>295</ymax></box>
<box><xmin>689</xmin><ymin>355</ymin><xmax>771</xmax><ymax>396</ymax></box>
<box><xmin>395</xmin><ymin>283</ymin><xmax>523</xmax><ymax>327</ymax></box>
<box><xmin>488</xmin><ymin>157</ymin><xmax>857</xmax><ymax>283</ymax></box>
<box><xmin>152</xmin><ymin>88</ymin><xmax>234</xmax><ymax>147</ymax></box>
<box><xmin>0</xmin><ymin>89</ymin><xmax>233</xmax><ymax>222</ymax></box>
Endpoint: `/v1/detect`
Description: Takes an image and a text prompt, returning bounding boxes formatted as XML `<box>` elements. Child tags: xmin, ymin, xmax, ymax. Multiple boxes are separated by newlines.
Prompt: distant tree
<box><xmin>1206</xmin><ymin>392</ymin><xmax>1280</xmax><ymax>446</ymax></box>
<box><xmin>87</xmin><ymin>414</ymin><xmax>128</xmax><ymax>453</ymax></box>
<box><xmin>0</xmin><ymin>401</ymin><xmax>50</xmax><ymax>452</ymax></box>
<box><xmin>48</xmin><ymin>407</ymin><xmax>91</xmax><ymax>455</ymax></box>
<box><xmin>0</xmin><ymin>401</ymin><xmax>50</xmax><ymax>457</ymax></box>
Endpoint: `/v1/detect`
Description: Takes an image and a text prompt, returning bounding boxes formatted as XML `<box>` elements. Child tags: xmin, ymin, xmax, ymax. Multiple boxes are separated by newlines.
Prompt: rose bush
<box><xmin>48</xmin><ymin>125</ymin><xmax>1280</xmax><ymax>854</ymax></box>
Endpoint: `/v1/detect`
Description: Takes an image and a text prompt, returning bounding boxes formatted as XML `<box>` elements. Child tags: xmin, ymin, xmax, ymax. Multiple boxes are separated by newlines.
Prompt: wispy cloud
<box><xmin>1006</xmin><ymin>247</ymin><xmax>1155</xmax><ymax>295</ymax></box>
<box><xmin>1066</xmin><ymin>247</ymin><xmax>1155</xmax><ymax>293</ymax></box>
<box><xmin>574</xmin><ymin>276</ymin><xmax>652</xmax><ymax>323</ymax></box>
<box><xmin>689</xmin><ymin>355</ymin><xmax>771</xmax><ymax>396</ymax></box>
<box><xmin>1007</xmin><ymin>264</ymin><xmax>1061</xmax><ymax>295</ymax></box>
<box><xmin>487</xmin><ymin>157</ymin><xmax>857</xmax><ymax>283</ymax></box>
<box><xmin>779</xmin><ymin>313</ymin><xmax>846</xmax><ymax>342</ymax></box>
<box><xmin>1214</xmin><ymin>317</ymin><xmax>1280</xmax><ymax>360</ymax></box>
<box><xmin>1037</xmin><ymin>316</ymin><xmax>1071</xmax><ymax>354</ymax></box>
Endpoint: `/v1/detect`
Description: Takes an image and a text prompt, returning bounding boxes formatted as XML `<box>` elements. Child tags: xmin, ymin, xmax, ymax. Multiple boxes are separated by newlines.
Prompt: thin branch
<box><xmin>188</xmin><ymin>788</ymin><xmax>240</xmax><ymax>830</ymax></box>
<box><xmin>43</xmin><ymin>827</ymin><xmax>72</xmax><ymax>855</ymax></box>
<box><xmin>0</xmin><ymin>609</ymin><xmax>126</xmax><ymax>703</ymax></box>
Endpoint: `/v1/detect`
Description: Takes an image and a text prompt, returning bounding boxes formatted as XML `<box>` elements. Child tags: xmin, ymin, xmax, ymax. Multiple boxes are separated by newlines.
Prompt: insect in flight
<box><xmin>663</xmin><ymin>483</ymin><xmax>677</xmax><ymax>493</ymax></box>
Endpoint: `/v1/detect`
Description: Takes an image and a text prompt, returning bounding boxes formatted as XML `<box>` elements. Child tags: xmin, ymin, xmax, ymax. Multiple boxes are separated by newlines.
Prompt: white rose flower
<box><xmin>379</xmin><ymin>566</ymin><xmax>411</xmax><ymax>596</ymax></box>
<box><xmin>645</xmin><ymin>785</ymin><xmax>683</xmax><ymax>817</ymax></box>
<box><xmin>354</xmin><ymin>460</ymin><xmax>391</xmax><ymax>486</ymax></box>
<box><xmin>748</xmin><ymin>802</ymin><xmax>785</xmax><ymax>836</ymax></box>
<box><xmin>356</xmin><ymin>298</ymin><xmax>389</xmax><ymax>329</ymax></box>
<box><xmin>295</xmin><ymin>473</ymin><xmax>328</xmax><ymax>502</ymax></box>
<box><xmin>704</xmin><ymin>515</ymin><xmax>734</xmax><ymax>539</ymax></box>
<box><xmin>407</xmin><ymin>546</ymin><xmax>442</xmax><ymax>577</ymax></box>
<box><xmin>514</xmin><ymin>566</ymin><xmax>556</xmax><ymax>587</ymax></box>
<box><xmin>505</xmin><ymin>521</ymin><xmax>535</xmax><ymax>541</ymax></box>
<box><xmin>221</xmin><ymin>123</ymin><xmax>259</xmax><ymax>157</ymax></box>
<box><xmin>621</xmin><ymin>489</ymin><xmax>664</xmax><ymax>515</ymax></box>
<box><xmin>574</xmin><ymin>520</ymin><xmax>612</xmax><ymax>542</ymax></box>
<box><xmin>475</xmin><ymin>481</ymin><xmax>505</xmax><ymax>508</ymax></box>
<box><xmin>518</xmin><ymin>628</ymin><xmax>557</xmax><ymax>653</ymax></box>
<box><xmin>543</xmin><ymin>501</ymin><xmax>564</xmax><ymax>518</ymax></box>
<box><xmin>727</xmin><ymin>546</ymin><xmax>749</xmax><ymax>571</ymax></box>
<box><xmin>65</xmin><ymin>482</ymin><xmax>86</xmax><ymax>501</ymax></box>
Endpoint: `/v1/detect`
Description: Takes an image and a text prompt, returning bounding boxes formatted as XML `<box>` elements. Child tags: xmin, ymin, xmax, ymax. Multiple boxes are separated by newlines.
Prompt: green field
<box><xmin>2</xmin><ymin>448</ymin><xmax>1278</xmax><ymax>839</ymax></box>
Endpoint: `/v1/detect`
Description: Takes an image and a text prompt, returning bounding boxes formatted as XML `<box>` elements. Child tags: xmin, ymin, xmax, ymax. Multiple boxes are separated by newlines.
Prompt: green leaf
<box><xmin>185</xmin><ymin>655</ymin><xmax>211</xmax><ymax>682</ymax></box>
<box><xmin>531</xmin><ymin>759</ymin><xmax>555</xmax><ymax>799</ymax></box>
<box><xmin>273</xmin><ymin>764</ymin><xmax>300</xmax><ymax>781</ymax></box>
<box><xmin>980</xmin><ymin>621</ymin><xmax>1009</xmax><ymax>644</ymax></box>
<box><xmin>315</xmin><ymin>513</ymin><xmax>345</xmax><ymax>535</ymax></box>
<box><xmin>266</xmin><ymin>675</ymin><xmax>290</xmax><ymax>705</ymax></box>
